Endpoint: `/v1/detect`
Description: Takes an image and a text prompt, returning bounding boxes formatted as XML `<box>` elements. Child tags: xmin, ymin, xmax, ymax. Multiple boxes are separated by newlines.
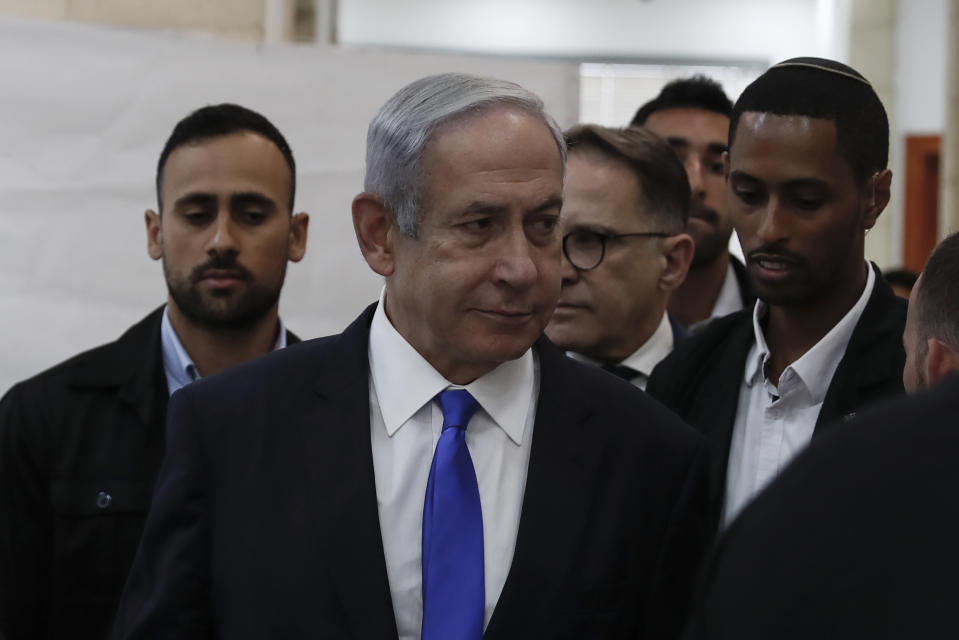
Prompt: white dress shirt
<box><xmin>710</xmin><ymin>259</ymin><xmax>747</xmax><ymax>320</ymax></box>
<box><xmin>723</xmin><ymin>264</ymin><xmax>875</xmax><ymax>527</ymax></box>
<box><xmin>367</xmin><ymin>292</ymin><xmax>538</xmax><ymax>640</ymax></box>
<box><xmin>159</xmin><ymin>305</ymin><xmax>287</xmax><ymax>396</ymax></box>
<box><xmin>568</xmin><ymin>311</ymin><xmax>674</xmax><ymax>390</ymax></box>
<box><xmin>689</xmin><ymin>260</ymin><xmax>747</xmax><ymax>333</ymax></box>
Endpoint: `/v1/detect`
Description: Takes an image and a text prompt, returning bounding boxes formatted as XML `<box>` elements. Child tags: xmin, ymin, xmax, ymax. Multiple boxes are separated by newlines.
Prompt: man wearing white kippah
<box><xmin>648</xmin><ymin>57</ymin><xmax>906</xmax><ymax>536</ymax></box>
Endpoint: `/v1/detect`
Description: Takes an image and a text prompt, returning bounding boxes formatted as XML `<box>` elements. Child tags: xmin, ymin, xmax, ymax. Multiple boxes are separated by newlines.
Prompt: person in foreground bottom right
<box><xmin>684</xmin><ymin>231</ymin><xmax>959</xmax><ymax>639</ymax></box>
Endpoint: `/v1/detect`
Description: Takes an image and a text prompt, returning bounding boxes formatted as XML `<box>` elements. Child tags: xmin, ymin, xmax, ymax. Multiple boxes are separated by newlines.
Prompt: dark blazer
<box><xmin>0</xmin><ymin>307</ymin><xmax>298</xmax><ymax>640</ymax></box>
<box><xmin>668</xmin><ymin>313</ymin><xmax>690</xmax><ymax>346</ymax></box>
<box><xmin>684</xmin><ymin>374</ymin><xmax>959</xmax><ymax>639</ymax></box>
<box><xmin>113</xmin><ymin>304</ymin><xmax>709</xmax><ymax>639</ymax></box>
<box><xmin>647</xmin><ymin>264</ymin><xmax>906</xmax><ymax>534</ymax></box>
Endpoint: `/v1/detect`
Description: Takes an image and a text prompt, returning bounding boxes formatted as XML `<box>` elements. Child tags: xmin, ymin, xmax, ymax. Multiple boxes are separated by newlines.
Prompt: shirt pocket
<box><xmin>48</xmin><ymin>479</ymin><xmax>153</xmax><ymax>603</ymax></box>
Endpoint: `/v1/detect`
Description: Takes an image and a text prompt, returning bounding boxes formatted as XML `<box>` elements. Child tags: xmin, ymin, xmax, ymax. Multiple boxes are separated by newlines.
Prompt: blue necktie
<box><xmin>422</xmin><ymin>389</ymin><xmax>484</xmax><ymax>640</ymax></box>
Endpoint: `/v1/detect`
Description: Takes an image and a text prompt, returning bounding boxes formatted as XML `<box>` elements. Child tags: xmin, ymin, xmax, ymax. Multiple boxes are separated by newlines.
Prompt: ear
<box><xmin>925</xmin><ymin>338</ymin><xmax>959</xmax><ymax>386</ymax></box>
<box><xmin>659</xmin><ymin>232</ymin><xmax>695</xmax><ymax>293</ymax></box>
<box><xmin>862</xmin><ymin>169</ymin><xmax>892</xmax><ymax>230</ymax></box>
<box><xmin>145</xmin><ymin>209</ymin><xmax>163</xmax><ymax>260</ymax></box>
<box><xmin>352</xmin><ymin>193</ymin><xmax>397</xmax><ymax>277</ymax></box>
<box><xmin>287</xmin><ymin>212</ymin><xmax>309</xmax><ymax>263</ymax></box>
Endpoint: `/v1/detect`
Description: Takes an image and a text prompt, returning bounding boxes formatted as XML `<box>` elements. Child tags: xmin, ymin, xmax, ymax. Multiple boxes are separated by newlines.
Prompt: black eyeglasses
<box><xmin>563</xmin><ymin>229</ymin><xmax>672</xmax><ymax>271</ymax></box>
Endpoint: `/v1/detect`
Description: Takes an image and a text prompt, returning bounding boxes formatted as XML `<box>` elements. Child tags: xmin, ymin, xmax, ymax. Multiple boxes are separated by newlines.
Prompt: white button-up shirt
<box><xmin>367</xmin><ymin>291</ymin><xmax>538</xmax><ymax>639</ymax></box>
<box><xmin>723</xmin><ymin>264</ymin><xmax>875</xmax><ymax>527</ymax></box>
<box><xmin>159</xmin><ymin>305</ymin><xmax>288</xmax><ymax>396</ymax></box>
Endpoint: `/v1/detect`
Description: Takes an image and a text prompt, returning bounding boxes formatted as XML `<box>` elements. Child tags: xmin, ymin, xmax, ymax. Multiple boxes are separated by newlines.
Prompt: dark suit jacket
<box><xmin>668</xmin><ymin>313</ymin><xmax>690</xmax><ymax>346</ymax></box>
<box><xmin>0</xmin><ymin>307</ymin><xmax>298</xmax><ymax>640</ymax></box>
<box><xmin>684</xmin><ymin>373</ymin><xmax>959</xmax><ymax>639</ymax></box>
<box><xmin>113</xmin><ymin>304</ymin><xmax>709</xmax><ymax>639</ymax></box>
<box><xmin>647</xmin><ymin>264</ymin><xmax>906</xmax><ymax>534</ymax></box>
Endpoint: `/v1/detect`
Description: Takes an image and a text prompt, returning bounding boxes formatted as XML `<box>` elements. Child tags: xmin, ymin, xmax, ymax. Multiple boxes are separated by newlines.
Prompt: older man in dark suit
<box><xmin>113</xmin><ymin>73</ymin><xmax>708</xmax><ymax>639</ymax></box>
<box><xmin>0</xmin><ymin>104</ymin><xmax>308</xmax><ymax>640</ymax></box>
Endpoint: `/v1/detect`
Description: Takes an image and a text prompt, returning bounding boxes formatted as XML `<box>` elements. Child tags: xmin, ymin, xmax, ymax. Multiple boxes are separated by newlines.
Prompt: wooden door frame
<box><xmin>903</xmin><ymin>135</ymin><xmax>941</xmax><ymax>273</ymax></box>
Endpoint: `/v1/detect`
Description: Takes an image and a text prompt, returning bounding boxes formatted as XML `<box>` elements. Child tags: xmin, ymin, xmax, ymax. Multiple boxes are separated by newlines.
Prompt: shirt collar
<box><xmin>711</xmin><ymin>259</ymin><xmax>746</xmax><ymax>319</ymax></box>
<box><xmin>368</xmin><ymin>288</ymin><xmax>534</xmax><ymax>445</ymax></box>
<box><xmin>745</xmin><ymin>263</ymin><xmax>876</xmax><ymax>403</ymax></box>
<box><xmin>619</xmin><ymin>312</ymin><xmax>674</xmax><ymax>377</ymax></box>
<box><xmin>161</xmin><ymin>306</ymin><xmax>199</xmax><ymax>393</ymax></box>
<box><xmin>570</xmin><ymin>311</ymin><xmax>675</xmax><ymax>380</ymax></box>
<box><xmin>160</xmin><ymin>305</ymin><xmax>288</xmax><ymax>395</ymax></box>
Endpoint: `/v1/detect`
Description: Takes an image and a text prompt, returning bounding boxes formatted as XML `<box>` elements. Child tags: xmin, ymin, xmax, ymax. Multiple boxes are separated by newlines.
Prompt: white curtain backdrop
<box><xmin>0</xmin><ymin>16</ymin><xmax>578</xmax><ymax>392</ymax></box>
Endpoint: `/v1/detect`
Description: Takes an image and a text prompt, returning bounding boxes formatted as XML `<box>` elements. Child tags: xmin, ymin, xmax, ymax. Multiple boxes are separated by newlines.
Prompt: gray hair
<box><xmin>364</xmin><ymin>72</ymin><xmax>567</xmax><ymax>237</ymax></box>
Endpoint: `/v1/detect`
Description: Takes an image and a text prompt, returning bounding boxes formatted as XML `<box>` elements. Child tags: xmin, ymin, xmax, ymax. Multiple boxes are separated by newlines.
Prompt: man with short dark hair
<box><xmin>684</xmin><ymin>231</ymin><xmax>959</xmax><ymax>638</ymax></box>
<box><xmin>632</xmin><ymin>76</ymin><xmax>753</xmax><ymax>330</ymax></box>
<box><xmin>113</xmin><ymin>73</ymin><xmax>708</xmax><ymax>639</ymax></box>
<box><xmin>647</xmin><ymin>58</ymin><xmax>906</xmax><ymax>535</ymax></box>
<box><xmin>546</xmin><ymin>124</ymin><xmax>694</xmax><ymax>388</ymax></box>
<box><xmin>0</xmin><ymin>104</ymin><xmax>308</xmax><ymax>639</ymax></box>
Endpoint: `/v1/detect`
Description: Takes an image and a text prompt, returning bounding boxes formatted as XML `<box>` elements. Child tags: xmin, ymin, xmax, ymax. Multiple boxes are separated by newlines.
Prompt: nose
<box><xmin>684</xmin><ymin>156</ymin><xmax>706</xmax><ymax>201</ymax></box>
<box><xmin>492</xmin><ymin>228</ymin><xmax>540</xmax><ymax>289</ymax></box>
<box><xmin>206</xmin><ymin>211</ymin><xmax>239</xmax><ymax>256</ymax></box>
<box><xmin>559</xmin><ymin>243</ymin><xmax>579</xmax><ymax>286</ymax></box>
<box><xmin>755</xmin><ymin>197</ymin><xmax>788</xmax><ymax>245</ymax></box>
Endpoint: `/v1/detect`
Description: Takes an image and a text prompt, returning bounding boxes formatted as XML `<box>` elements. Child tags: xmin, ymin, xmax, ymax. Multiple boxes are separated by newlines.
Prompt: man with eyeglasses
<box><xmin>546</xmin><ymin>124</ymin><xmax>694</xmax><ymax>389</ymax></box>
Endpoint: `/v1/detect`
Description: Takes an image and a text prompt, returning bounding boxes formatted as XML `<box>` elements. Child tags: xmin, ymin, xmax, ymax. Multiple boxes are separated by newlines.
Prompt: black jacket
<box><xmin>0</xmin><ymin>307</ymin><xmax>299</xmax><ymax>639</ymax></box>
<box><xmin>647</xmin><ymin>264</ymin><xmax>906</xmax><ymax>534</ymax></box>
<box><xmin>684</xmin><ymin>374</ymin><xmax>959</xmax><ymax>639</ymax></box>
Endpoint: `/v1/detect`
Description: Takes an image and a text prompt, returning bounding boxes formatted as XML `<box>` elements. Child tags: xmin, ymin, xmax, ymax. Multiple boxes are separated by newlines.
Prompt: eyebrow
<box><xmin>461</xmin><ymin>194</ymin><xmax>563</xmax><ymax>216</ymax></box>
<box><xmin>566</xmin><ymin>221</ymin><xmax>618</xmax><ymax>236</ymax></box>
<box><xmin>171</xmin><ymin>191</ymin><xmax>278</xmax><ymax>212</ymax></box>
<box><xmin>532</xmin><ymin>195</ymin><xmax>564</xmax><ymax>214</ymax></box>
<box><xmin>171</xmin><ymin>192</ymin><xmax>217</xmax><ymax>211</ymax></box>
<box><xmin>783</xmin><ymin>178</ymin><xmax>831</xmax><ymax>191</ymax></box>
<box><xmin>729</xmin><ymin>171</ymin><xmax>830</xmax><ymax>190</ymax></box>
<box><xmin>231</xmin><ymin>191</ymin><xmax>278</xmax><ymax>212</ymax></box>
<box><xmin>707</xmin><ymin>142</ymin><xmax>728</xmax><ymax>155</ymax></box>
<box><xmin>665</xmin><ymin>137</ymin><xmax>728</xmax><ymax>154</ymax></box>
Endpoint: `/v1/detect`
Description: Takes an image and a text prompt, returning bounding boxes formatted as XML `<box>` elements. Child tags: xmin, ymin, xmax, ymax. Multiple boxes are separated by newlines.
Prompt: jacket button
<box><xmin>96</xmin><ymin>491</ymin><xmax>113</xmax><ymax>510</ymax></box>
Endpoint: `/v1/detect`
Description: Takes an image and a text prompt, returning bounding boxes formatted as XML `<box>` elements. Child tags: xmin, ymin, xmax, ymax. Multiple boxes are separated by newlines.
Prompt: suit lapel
<box><xmin>485</xmin><ymin>338</ymin><xmax>599</xmax><ymax>636</ymax></box>
<box><xmin>697</xmin><ymin>316</ymin><xmax>754</xmax><ymax>530</ymax></box>
<box><xmin>298</xmin><ymin>305</ymin><xmax>399</xmax><ymax>639</ymax></box>
<box><xmin>815</xmin><ymin>265</ymin><xmax>907</xmax><ymax>431</ymax></box>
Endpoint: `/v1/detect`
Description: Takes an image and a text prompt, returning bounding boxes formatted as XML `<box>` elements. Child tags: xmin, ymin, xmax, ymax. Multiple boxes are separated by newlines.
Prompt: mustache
<box><xmin>746</xmin><ymin>243</ymin><xmax>806</xmax><ymax>267</ymax></box>
<box><xmin>189</xmin><ymin>254</ymin><xmax>253</xmax><ymax>284</ymax></box>
<box><xmin>689</xmin><ymin>203</ymin><xmax>719</xmax><ymax>225</ymax></box>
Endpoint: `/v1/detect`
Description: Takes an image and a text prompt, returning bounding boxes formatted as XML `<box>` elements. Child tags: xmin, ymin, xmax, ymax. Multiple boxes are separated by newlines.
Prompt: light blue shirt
<box><xmin>160</xmin><ymin>305</ymin><xmax>288</xmax><ymax>396</ymax></box>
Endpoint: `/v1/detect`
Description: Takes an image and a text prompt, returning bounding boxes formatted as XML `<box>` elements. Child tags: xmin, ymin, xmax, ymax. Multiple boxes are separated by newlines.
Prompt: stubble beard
<box><xmin>163</xmin><ymin>257</ymin><xmax>284</xmax><ymax>331</ymax></box>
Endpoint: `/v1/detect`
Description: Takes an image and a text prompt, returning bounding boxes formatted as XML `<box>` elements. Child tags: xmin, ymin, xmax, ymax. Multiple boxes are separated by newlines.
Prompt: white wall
<box><xmin>338</xmin><ymin>0</ymin><xmax>839</xmax><ymax>64</ymax></box>
<box><xmin>895</xmin><ymin>0</ymin><xmax>948</xmax><ymax>133</ymax></box>
<box><xmin>0</xmin><ymin>16</ymin><xmax>578</xmax><ymax>392</ymax></box>
<box><xmin>888</xmin><ymin>0</ymin><xmax>949</xmax><ymax>262</ymax></box>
